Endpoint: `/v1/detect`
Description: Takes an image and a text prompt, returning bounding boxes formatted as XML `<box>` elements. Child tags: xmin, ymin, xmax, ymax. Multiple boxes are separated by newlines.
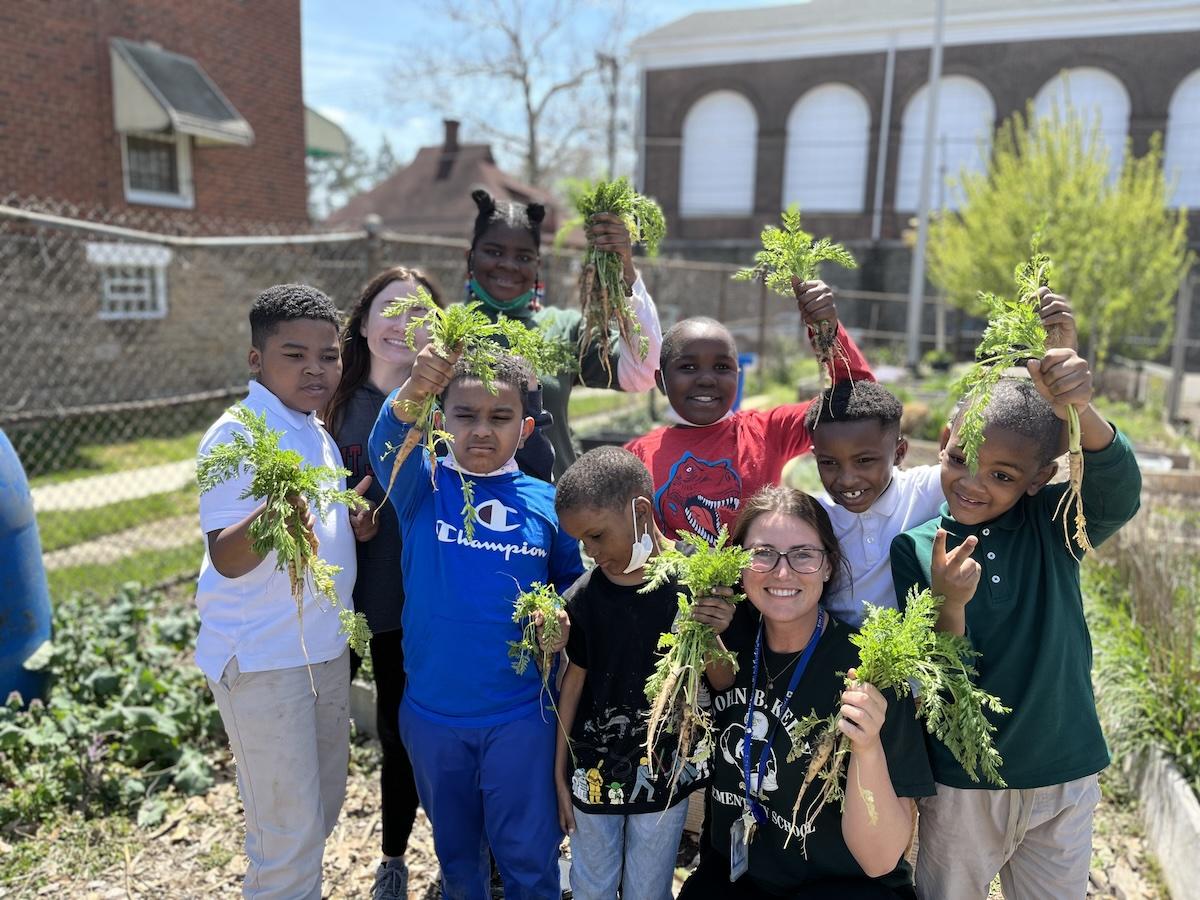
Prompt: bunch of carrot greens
<box><xmin>377</xmin><ymin>287</ymin><xmax>571</xmax><ymax>538</ymax></box>
<box><xmin>559</xmin><ymin>177</ymin><xmax>666</xmax><ymax>384</ymax></box>
<box><xmin>783</xmin><ymin>587</ymin><xmax>1009</xmax><ymax>853</ymax></box>
<box><xmin>734</xmin><ymin>206</ymin><xmax>858</xmax><ymax>396</ymax></box>
<box><xmin>951</xmin><ymin>237</ymin><xmax>1093</xmax><ymax>556</ymax></box>
<box><xmin>197</xmin><ymin>406</ymin><xmax>372</xmax><ymax>688</ymax></box>
<box><xmin>507</xmin><ymin>580</ymin><xmax>566</xmax><ymax>690</ymax></box>
<box><xmin>639</xmin><ymin>527</ymin><xmax>753</xmax><ymax>794</ymax></box>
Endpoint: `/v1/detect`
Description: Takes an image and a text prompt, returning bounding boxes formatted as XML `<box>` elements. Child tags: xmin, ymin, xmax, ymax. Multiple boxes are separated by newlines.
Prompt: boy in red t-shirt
<box><xmin>625</xmin><ymin>279</ymin><xmax>873</xmax><ymax>543</ymax></box>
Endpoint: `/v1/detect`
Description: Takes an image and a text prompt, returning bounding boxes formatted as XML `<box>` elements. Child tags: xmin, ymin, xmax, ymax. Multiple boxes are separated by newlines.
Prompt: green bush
<box><xmin>1085</xmin><ymin>533</ymin><xmax>1200</xmax><ymax>792</ymax></box>
<box><xmin>0</xmin><ymin>584</ymin><xmax>223</xmax><ymax>830</ymax></box>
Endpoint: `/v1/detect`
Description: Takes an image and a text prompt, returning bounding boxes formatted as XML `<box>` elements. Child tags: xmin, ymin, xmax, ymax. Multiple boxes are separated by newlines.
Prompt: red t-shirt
<box><xmin>625</xmin><ymin>325</ymin><xmax>873</xmax><ymax>543</ymax></box>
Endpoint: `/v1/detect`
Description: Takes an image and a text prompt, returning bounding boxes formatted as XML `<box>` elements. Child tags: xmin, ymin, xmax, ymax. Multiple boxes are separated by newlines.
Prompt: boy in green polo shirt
<box><xmin>890</xmin><ymin>347</ymin><xmax>1140</xmax><ymax>900</ymax></box>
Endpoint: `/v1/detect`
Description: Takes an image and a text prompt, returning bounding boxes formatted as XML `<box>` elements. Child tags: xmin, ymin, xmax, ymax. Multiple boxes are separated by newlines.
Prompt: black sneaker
<box><xmin>372</xmin><ymin>859</ymin><xmax>409</xmax><ymax>900</ymax></box>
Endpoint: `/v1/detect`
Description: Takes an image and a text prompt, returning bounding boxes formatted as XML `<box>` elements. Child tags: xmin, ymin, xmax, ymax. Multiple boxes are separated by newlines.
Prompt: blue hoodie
<box><xmin>369</xmin><ymin>393</ymin><xmax>584</xmax><ymax>727</ymax></box>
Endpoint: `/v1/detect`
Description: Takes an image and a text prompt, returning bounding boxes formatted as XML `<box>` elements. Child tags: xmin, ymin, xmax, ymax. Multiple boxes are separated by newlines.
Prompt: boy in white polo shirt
<box><xmin>196</xmin><ymin>284</ymin><xmax>377</xmax><ymax>899</ymax></box>
<box><xmin>807</xmin><ymin>379</ymin><xmax>943</xmax><ymax>625</ymax></box>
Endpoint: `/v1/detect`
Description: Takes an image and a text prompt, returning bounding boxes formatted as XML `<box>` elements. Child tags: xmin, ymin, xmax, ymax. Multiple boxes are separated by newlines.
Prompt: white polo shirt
<box><xmin>820</xmin><ymin>465</ymin><xmax>944</xmax><ymax>627</ymax></box>
<box><xmin>194</xmin><ymin>380</ymin><xmax>356</xmax><ymax>683</ymax></box>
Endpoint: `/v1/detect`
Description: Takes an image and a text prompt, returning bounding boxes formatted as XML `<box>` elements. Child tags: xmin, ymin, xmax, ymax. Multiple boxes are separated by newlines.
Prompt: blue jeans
<box><xmin>398</xmin><ymin>698</ymin><xmax>561</xmax><ymax>900</ymax></box>
<box><xmin>568</xmin><ymin>800</ymin><xmax>689</xmax><ymax>900</ymax></box>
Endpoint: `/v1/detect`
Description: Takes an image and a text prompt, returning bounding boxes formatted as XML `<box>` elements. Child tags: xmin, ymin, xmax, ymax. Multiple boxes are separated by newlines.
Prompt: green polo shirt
<box><xmin>889</xmin><ymin>428</ymin><xmax>1141</xmax><ymax>790</ymax></box>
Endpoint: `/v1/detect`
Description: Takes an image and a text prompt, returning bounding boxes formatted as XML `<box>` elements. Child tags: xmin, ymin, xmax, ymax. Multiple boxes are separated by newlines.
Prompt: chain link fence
<box><xmin>3</xmin><ymin>195</ymin><xmax>1194</xmax><ymax>595</ymax></box>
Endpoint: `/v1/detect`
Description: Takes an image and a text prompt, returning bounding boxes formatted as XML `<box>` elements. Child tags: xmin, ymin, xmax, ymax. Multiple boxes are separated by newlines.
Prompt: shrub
<box><xmin>0</xmin><ymin>584</ymin><xmax>223</xmax><ymax>830</ymax></box>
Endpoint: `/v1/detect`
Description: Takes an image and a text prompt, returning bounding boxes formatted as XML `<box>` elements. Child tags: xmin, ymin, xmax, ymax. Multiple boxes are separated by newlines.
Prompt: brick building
<box><xmin>632</xmin><ymin>0</ymin><xmax>1200</xmax><ymax>284</ymax></box>
<box><xmin>0</xmin><ymin>0</ymin><xmax>309</xmax><ymax>226</ymax></box>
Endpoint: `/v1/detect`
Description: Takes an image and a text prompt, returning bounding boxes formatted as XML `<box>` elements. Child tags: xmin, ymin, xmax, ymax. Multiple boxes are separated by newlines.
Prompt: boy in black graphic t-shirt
<box><xmin>555</xmin><ymin>447</ymin><xmax>737</xmax><ymax>900</ymax></box>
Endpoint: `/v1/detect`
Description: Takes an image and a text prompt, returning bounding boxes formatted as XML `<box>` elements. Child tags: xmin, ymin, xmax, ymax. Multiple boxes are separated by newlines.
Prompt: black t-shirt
<box><xmin>335</xmin><ymin>382</ymin><xmax>404</xmax><ymax>634</ymax></box>
<box><xmin>563</xmin><ymin>565</ymin><xmax>708</xmax><ymax>815</ymax></box>
<box><xmin>706</xmin><ymin>614</ymin><xmax>934</xmax><ymax>894</ymax></box>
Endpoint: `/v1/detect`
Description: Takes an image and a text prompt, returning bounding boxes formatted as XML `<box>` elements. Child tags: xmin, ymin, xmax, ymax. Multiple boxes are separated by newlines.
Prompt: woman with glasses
<box><xmin>677</xmin><ymin>485</ymin><xmax>934</xmax><ymax>900</ymax></box>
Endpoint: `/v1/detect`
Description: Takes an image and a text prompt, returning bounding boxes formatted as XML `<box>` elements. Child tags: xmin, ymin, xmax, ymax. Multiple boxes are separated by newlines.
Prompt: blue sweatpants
<box><xmin>399</xmin><ymin>697</ymin><xmax>561</xmax><ymax>900</ymax></box>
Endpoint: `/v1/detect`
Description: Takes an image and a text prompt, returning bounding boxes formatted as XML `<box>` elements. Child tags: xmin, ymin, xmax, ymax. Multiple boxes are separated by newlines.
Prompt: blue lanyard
<box><xmin>742</xmin><ymin>609</ymin><xmax>825</xmax><ymax>826</ymax></box>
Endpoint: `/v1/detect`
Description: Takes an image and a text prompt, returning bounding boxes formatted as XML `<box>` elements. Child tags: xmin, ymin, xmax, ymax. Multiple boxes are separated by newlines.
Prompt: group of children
<box><xmin>195</xmin><ymin>217</ymin><xmax>1140</xmax><ymax>899</ymax></box>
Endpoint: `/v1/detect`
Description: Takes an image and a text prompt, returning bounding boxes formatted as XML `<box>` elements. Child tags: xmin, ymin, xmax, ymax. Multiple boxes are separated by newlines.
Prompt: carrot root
<box><xmin>375</xmin><ymin>423</ymin><xmax>423</xmax><ymax>524</ymax></box>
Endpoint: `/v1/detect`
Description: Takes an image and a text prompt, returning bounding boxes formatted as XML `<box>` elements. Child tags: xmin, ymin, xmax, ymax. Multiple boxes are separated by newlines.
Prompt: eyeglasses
<box><xmin>747</xmin><ymin>546</ymin><xmax>828</xmax><ymax>574</ymax></box>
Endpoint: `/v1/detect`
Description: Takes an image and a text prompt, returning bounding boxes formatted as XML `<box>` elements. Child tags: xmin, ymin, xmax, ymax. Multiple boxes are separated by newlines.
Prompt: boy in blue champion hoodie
<box><xmin>369</xmin><ymin>345</ymin><xmax>584</xmax><ymax>900</ymax></box>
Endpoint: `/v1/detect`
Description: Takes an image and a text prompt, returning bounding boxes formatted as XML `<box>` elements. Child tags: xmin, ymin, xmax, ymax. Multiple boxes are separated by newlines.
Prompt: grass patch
<box><xmin>0</xmin><ymin>805</ymin><xmax>139</xmax><ymax>892</ymax></box>
<box><xmin>37</xmin><ymin>488</ymin><xmax>198</xmax><ymax>552</ymax></box>
<box><xmin>198</xmin><ymin>844</ymin><xmax>236</xmax><ymax>871</ymax></box>
<box><xmin>46</xmin><ymin>540</ymin><xmax>204</xmax><ymax>601</ymax></box>
<box><xmin>28</xmin><ymin>430</ymin><xmax>203</xmax><ymax>487</ymax></box>
<box><xmin>1091</xmin><ymin>396</ymin><xmax>1200</xmax><ymax>459</ymax></box>
<box><xmin>568</xmin><ymin>389</ymin><xmax>644</xmax><ymax>421</ymax></box>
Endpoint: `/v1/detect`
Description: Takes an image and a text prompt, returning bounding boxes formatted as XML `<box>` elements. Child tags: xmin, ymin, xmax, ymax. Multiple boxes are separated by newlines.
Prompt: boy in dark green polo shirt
<box><xmin>890</xmin><ymin>347</ymin><xmax>1140</xmax><ymax>900</ymax></box>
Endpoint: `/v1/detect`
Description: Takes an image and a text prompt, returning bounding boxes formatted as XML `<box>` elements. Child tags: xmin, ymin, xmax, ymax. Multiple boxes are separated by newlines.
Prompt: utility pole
<box><xmin>597</xmin><ymin>53</ymin><xmax>619</xmax><ymax>179</ymax></box>
<box><xmin>904</xmin><ymin>0</ymin><xmax>946</xmax><ymax>371</ymax></box>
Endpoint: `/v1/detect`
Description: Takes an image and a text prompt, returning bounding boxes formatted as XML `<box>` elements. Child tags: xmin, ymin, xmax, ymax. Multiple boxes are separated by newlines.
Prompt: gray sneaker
<box><xmin>371</xmin><ymin>859</ymin><xmax>409</xmax><ymax>900</ymax></box>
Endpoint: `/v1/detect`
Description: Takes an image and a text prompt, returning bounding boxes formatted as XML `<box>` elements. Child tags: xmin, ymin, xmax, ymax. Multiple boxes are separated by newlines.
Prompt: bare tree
<box><xmin>390</xmin><ymin>0</ymin><xmax>632</xmax><ymax>187</ymax></box>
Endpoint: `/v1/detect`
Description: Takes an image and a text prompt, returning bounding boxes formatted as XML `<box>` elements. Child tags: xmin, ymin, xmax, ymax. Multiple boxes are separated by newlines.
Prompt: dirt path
<box><xmin>40</xmin><ymin>514</ymin><xmax>196</xmax><ymax>570</ymax></box>
<box><xmin>31</xmin><ymin>460</ymin><xmax>195</xmax><ymax>512</ymax></box>
<box><xmin>6</xmin><ymin>742</ymin><xmax>1164</xmax><ymax>900</ymax></box>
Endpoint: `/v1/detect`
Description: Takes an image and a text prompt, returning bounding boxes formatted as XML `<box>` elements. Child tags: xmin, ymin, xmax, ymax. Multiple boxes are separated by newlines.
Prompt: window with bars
<box><xmin>121</xmin><ymin>132</ymin><xmax>193</xmax><ymax>207</ymax></box>
<box><xmin>86</xmin><ymin>243</ymin><xmax>172</xmax><ymax>320</ymax></box>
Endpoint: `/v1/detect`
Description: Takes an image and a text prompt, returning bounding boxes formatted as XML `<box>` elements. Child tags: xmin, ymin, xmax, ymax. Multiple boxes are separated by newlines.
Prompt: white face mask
<box><xmin>623</xmin><ymin>499</ymin><xmax>655</xmax><ymax>574</ymax></box>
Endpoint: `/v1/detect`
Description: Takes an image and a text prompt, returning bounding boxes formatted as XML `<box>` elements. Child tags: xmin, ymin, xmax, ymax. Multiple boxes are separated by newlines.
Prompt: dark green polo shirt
<box><xmin>890</xmin><ymin>429</ymin><xmax>1141</xmax><ymax>790</ymax></box>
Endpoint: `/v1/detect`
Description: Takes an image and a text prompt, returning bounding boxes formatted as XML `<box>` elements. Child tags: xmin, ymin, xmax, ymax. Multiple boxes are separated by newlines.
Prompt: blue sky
<box><xmin>301</xmin><ymin>0</ymin><xmax>801</xmax><ymax>170</ymax></box>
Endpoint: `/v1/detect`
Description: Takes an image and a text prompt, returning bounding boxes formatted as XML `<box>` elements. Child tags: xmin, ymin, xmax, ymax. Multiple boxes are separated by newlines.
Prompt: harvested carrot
<box><xmin>375</xmin><ymin>288</ymin><xmax>570</xmax><ymax>537</ymax></box>
<box><xmin>640</xmin><ymin>528</ymin><xmax>753</xmax><ymax>798</ymax></box>
<box><xmin>558</xmin><ymin>178</ymin><xmax>666</xmax><ymax>386</ymax></box>
<box><xmin>734</xmin><ymin>206</ymin><xmax>858</xmax><ymax>413</ymax></box>
<box><xmin>197</xmin><ymin>405</ymin><xmax>372</xmax><ymax>689</ymax></box>
<box><xmin>954</xmin><ymin>235</ymin><xmax>1092</xmax><ymax>556</ymax></box>
<box><xmin>783</xmin><ymin>587</ymin><xmax>1008</xmax><ymax>854</ymax></box>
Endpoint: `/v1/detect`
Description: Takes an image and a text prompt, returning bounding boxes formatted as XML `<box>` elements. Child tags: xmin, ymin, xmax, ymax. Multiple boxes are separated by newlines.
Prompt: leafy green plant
<box><xmin>784</xmin><ymin>587</ymin><xmax>1009</xmax><ymax>852</ymax></box>
<box><xmin>558</xmin><ymin>177</ymin><xmax>666</xmax><ymax>384</ymax></box>
<box><xmin>928</xmin><ymin>103</ymin><xmax>1193</xmax><ymax>367</ymax></box>
<box><xmin>0</xmin><ymin>584</ymin><xmax>223</xmax><ymax>830</ymax></box>
<box><xmin>507</xmin><ymin>581</ymin><xmax>565</xmax><ymax>689</ymax></box>
<box><xmin>378</xmin><ymin>288</ymin><xmax>571</xmax><ymax>537</ymax></box>
<box><xmin>734</xmin><ymin>206</ymin><xmax>858</xmax><ymax>397</ymax></box>
<box><xmin>951</xmin><ymin>237</ymin><xmax>1092</xmax><ymax>556</ymax></box>
<box><xmin>196</xmin><ymin>405</ymin><xmax>371</xmax><ymax>670</ymax></box>
<box><xmin>639</xmin><ymin>528</ymin><xmax>754</xmax><ymax>792</ymax></box>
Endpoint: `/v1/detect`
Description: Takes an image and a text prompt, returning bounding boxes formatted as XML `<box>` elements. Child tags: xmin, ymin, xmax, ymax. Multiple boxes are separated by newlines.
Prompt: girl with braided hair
<box><xmin>467</xmin><ymin>188</ymin><xmax>663</xmax><ymax>481</ymax></box>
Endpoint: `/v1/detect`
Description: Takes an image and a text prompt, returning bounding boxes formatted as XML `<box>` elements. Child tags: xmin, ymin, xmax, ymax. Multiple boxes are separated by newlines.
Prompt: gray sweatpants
<box><xmin>915</xmin><ymin>774</ymin><xmax>1100</xmax><ymax>900</ymax></box>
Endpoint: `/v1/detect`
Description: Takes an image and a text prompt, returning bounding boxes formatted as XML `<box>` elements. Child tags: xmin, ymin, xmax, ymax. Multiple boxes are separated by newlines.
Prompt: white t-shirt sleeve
<box><xmin>197</xmin><ymin>420</ymin><xmax>259</xmax><ymax>533</ymax></box>
<box><xmin>616</xmin><ymin>274</ymin><xmax>663</xmax><ymax>393</ymax></box>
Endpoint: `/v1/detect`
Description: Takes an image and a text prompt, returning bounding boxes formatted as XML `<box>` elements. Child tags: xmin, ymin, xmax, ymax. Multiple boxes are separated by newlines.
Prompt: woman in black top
<box><xmin>679</xmin><ymin>486</ymin><xmax>934</xmax><ymax>900</ymax></box>
<box><xmin>325</xmin><ymin>266</ymin><xmax>444</xmax><ymax>900</ymax></box>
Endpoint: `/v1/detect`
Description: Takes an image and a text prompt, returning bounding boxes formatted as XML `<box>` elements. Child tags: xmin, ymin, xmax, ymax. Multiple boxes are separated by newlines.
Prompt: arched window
<box><xmin>896</xmin><ymin>75</ymin><xmax>996</xmax><ymax>212</ymax></box>
<box><xmin>1033</xmin><ymin>67</ymin><xmax>1130</xmax><ymax>177</ymax></box>
<box><xmin>782</xmin><ymin>83</ymin><xmax>870</xmax><ymax>212</ymax></box>
<box><xmin>1165</xmin><ymin>69</ymin><xmax>1200</xmax><ymax>207</ymax></box>
<box><xmin>679</xmin><ymin>91</ymin><xmax>757</xmax><ymax>216</ymax></box>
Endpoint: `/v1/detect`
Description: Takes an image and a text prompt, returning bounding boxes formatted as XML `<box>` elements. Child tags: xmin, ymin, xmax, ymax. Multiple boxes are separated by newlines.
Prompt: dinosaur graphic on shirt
<box><xmin>655</xmin><ymin>452</ymin><xmax>741</xmax><ymax>544</ymax></box>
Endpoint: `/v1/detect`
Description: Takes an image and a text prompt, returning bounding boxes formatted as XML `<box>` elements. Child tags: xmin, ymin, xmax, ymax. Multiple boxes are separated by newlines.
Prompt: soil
<box><xmin>3</xmin><ymin>737</ymin><xmax>1165</xmax><ymax>900</ymax></box>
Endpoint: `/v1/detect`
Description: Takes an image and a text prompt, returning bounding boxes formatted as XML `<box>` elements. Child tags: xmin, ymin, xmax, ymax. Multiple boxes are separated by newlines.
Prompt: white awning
<box><xmin>305</xmin><ymin>106</ymin><xmax>350</xmax><ymax>158</ymax></box>
<box><xmin>110</xmin><ymin>38</ymin><xmax>254</xmax><ymax>147</ymax></box>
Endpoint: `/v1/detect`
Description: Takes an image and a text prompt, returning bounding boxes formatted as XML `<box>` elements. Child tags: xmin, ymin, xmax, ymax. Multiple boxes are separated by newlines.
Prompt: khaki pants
<box><xmin>915</xmin><ymin>774</ymin><xmax>1100</xmax><ymax>900</ymax></box>
<box><xmin>209</xmin><ymin>649</ymin><xmax>350</xmax><ymax>900</ymax></box>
